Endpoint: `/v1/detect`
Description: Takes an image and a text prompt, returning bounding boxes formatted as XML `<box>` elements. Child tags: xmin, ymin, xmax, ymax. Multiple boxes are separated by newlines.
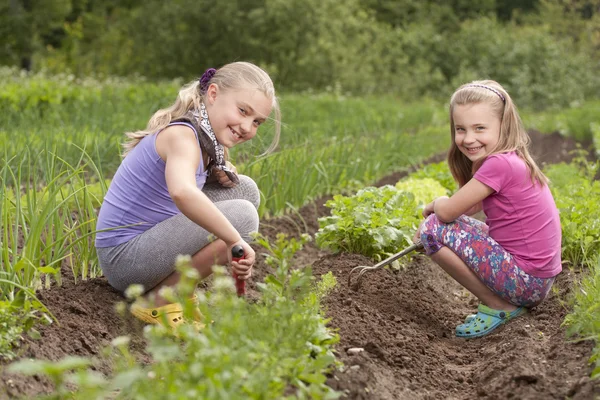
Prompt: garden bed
<box><xmin>1</xmin><ymin>131</ymin><xmax>598</xmax><ymax>399</ymax></box>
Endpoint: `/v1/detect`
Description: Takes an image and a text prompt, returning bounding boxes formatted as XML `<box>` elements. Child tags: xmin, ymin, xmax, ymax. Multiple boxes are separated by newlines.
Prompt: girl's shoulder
<box><xmin>158</xmin><ymin>123</ymin><xmax>199</xmax><ymax>144</ymax></box>
<box><xmin>485</xmin><ymin>151</ymin><xmax>518</xmax><ymax>161</ymax></box>
<box><xmin>155</xmin><ymin>123</ymin><xmax>200</xmax><ymax>161</ymax></box>
<box><xmin>483</xmin><ymin>151</ymin><xmax>525</xmax><ymax>169</ymax></box>
<box><xmin>477</xmin><ymin>152</ymin><xmax>526</xmax><ymax>183</ymax></box>
<box><xmin>161</xmin><ymin>122</ymin><xmax>197</xmax><ymax>136</ymax></box>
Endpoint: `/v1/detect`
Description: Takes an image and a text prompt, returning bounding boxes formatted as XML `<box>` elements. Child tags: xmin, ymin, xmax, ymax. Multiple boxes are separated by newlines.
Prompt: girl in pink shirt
<box><xmin>414</xmin><ymin>80</ymin><xmax>561</xmax><ymax>338</ymax></box>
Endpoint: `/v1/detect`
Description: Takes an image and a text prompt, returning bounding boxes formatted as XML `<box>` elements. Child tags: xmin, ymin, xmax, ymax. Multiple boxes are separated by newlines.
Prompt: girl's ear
<box><xmin>206</xmin><ymin>83</ymin><xmax>219</xmax><ymax>104</ymax></box>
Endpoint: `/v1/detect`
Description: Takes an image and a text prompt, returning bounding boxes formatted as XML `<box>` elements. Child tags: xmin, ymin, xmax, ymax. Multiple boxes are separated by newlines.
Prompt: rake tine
<box><xmin>348</xmin><ymin>242</ymin><xmax>423</xmax><ymax>290</ymax></box>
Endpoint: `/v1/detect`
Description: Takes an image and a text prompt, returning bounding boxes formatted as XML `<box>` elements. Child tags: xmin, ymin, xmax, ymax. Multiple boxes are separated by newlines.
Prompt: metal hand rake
<box><xmin>348</xmin><ymin>241</ymin><xmax>424</xmax><ymax>291</ymax></box>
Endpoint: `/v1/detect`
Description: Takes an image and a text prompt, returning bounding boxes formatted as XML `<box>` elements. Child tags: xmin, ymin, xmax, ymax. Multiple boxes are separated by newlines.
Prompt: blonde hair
<box><xmin>122</xmin><ymin>61</ymin><xmax>281</xmax><ymax>157</ymax></box>
<box><xmin>447</xmin><ymin>79</ymin><xmax>548</xmax><ymax>187</ymax></box>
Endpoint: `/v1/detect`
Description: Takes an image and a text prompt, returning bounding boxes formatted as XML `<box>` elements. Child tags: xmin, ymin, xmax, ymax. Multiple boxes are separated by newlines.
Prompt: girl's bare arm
<box><xmin>159</xmin><ymin>125</ymin><xmax>242</xmax><ymax>245</ymax></box>
<box><xmin>433</xmin><ymin>178</ymin><xmax>494</xmax><ymax>223</ymax></box>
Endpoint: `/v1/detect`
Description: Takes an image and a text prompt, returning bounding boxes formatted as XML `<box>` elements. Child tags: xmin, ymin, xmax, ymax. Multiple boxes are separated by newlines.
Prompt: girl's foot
<box><xmin>456</xmin><ymin>304</ymin><xmax>526</xmax><ymax>338</ymax></box>
<box><xmin>130</xmin><ymin>295</ymin><xmax>204</xmax><ymax>331</ymax></box>
<box><xmin>130</xmin><ymin>302</ymin><xmax>185</xmax><ymax>328</ymax></box>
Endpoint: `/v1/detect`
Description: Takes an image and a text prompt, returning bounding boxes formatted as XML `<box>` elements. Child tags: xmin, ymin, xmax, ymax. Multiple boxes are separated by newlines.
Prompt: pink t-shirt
<box><xmin>474</xmin><ymin>152</ymin><xmax>561</xmax><ymax>278</ymax></box>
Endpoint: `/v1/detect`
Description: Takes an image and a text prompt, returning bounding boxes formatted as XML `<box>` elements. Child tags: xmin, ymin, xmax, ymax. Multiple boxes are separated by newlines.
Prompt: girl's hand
<box><xmin>212</xmin><ymin>161</ymin><xmax>238</xmax><ymax>188</ymax></box>
<box><xmin>412</xmin><ymin>220</ymin><xmax>426</xmax><ymax>252</ymax></box>
<box><xmin>422</xmin><ymin>200</ymin><xmax>436</xmax><ymax>218</ymax></box>
<box><xmin>422</xmin><ymin>196</ymin><xmax>449</xmax><ymax>218</ymax></box>
<box><xmin>412</xmin><ymin>229</ymin><xmax>421</xmax><ymax>247</ymax></box>
<box><xmin>228</xmin><ymin>239</ymin><xmax>255</xmax><ymax>280</ymax></box>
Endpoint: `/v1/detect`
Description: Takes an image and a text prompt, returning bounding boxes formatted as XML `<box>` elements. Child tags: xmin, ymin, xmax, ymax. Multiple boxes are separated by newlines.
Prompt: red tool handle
<box><xmin>231</xmin><ymin>245</ymin><xmax>246</xmax><ymax>297</ymax></box>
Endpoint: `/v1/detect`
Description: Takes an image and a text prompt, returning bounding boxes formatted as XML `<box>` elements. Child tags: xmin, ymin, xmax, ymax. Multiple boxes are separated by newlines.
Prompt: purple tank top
<box><xmin>95</xmin><ymin>122</ymin><xmax>207</xmax><ymax>247</ymax></box>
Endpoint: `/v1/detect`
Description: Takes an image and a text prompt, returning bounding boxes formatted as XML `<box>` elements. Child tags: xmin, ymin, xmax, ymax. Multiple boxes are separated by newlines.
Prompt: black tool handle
<box><xmin>231</xmin><ymin>245</ymin><xmax>245</xmax><ymax>297</ymax></box>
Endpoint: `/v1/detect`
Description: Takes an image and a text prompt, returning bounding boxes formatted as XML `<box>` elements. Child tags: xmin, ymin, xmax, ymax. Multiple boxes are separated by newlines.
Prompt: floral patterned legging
<box><xmin>419</xmin><ymin>214</ymin><xmax>555</xmax><ymax>308</ymax></box>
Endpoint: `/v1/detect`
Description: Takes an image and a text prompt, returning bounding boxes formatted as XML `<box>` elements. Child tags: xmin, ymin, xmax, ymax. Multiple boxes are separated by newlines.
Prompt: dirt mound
<box><xmin>314</xmin><ymin>252</ymin><xmax>597</xmax><ymax>399</ymax></box>
<box><xmin>528</xmin><ymin>130</ymin><xmax>594</xmax><ymax>166</ymax></box>
<box><xmin>1</xmin><ymin>130</ymin><xmax>598</xmax><ymax>399</ymax></box>
<box><xmin>1</xmin><ymin>271</ymin><xmax>150</xmax><ymax>399</ymax></box>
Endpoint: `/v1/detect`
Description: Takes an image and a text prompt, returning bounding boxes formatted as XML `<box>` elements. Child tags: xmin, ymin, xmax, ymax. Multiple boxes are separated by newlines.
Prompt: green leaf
<box><xmin>27</xmin><ymin>328</ymin><xmax>41</xmax><ymax>340</ymax></box>
<box><xmin>37</xmin><ymin>266</ymin><xmax>59</xmax><ymax>275</ymax></box>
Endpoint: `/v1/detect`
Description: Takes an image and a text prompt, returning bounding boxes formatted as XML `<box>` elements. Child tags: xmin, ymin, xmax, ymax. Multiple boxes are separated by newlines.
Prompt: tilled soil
<box><xmin>1</xmin><ymin>130</ymin><xmax>599</xmax><ymax>399</ymax></box>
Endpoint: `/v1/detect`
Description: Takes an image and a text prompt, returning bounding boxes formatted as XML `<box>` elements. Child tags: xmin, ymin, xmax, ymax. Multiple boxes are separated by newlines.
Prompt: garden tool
<box><xmin>348</xmin><ymin>241</ymin><xmax>424</xmax><ymax>291</ymax></box>
<box><xmin>231</xmin><ymin>245</ymin><xmax>246</xmax><ymax>297</ymax></box>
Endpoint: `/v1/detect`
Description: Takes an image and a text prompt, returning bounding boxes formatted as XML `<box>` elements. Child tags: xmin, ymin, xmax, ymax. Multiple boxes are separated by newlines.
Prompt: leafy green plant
<box><xmin>543</xmin><ymin>152</ymin><xmax>600</xmax><ymax>381</ymax></box>
<box><xmin>592</xmin><ymin>123</ymin><xmax>600</xmax><ymax>158</ymax></box>
<box><xmin>0</xmin><ymin>301</ymin><xmax>27</xmax><ymax>361</ymax></box>
<box><xmin>0</xmin><ymin>280</ymin><xmax>54</xmax><ymax>361</ymax></box>
<box><xmin>395</xmin><ymin>177</ymin><xmax>448</xmax><ymax>206</ymax></box>
<box><xmin>119</xmin><ymin>243</ymin><xmax>341</xmax><ymax>399</ymax></box>
<box><xmin>9</xmin><ymin>357</ymin><xmax>94</xmax><ymax>399</ymax></box>
<box><xmin>563</xmin><ymin>255</ymin><xmax>600</xmax><ymax>379</ymax></box>
<box><xmin>407</xmin><ymin>161</ymin><xmax>457</xmax><ymax>194</ymax></box>
<box><xmin>9</xmin><ymin>234</ymin><xmax>340</xmax><ymax>399</ymax></box>
<box><xmin>545</xmin><ymin>155</ymin><xmax>600</xmax><ymax>269</ymax></box>
<box><xmin>253</xmin><ymin>232</ymin><xmax>314</xmax><ymax>299</ymax></box>
<box><xmin>316</xmin><ymin>185</ymin><xmax>420</xmax><ymax>260</ymax></box>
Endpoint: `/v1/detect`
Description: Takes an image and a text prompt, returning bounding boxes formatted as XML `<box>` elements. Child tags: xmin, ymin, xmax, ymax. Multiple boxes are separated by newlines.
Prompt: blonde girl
<box><xmin>414</xmin><ymin>80</ymin><xmax>561</xmax><ymax>338</ymax></box>
<box><xmin>95</xmin><ymin>62</ymin><xmax>280</xmax><ymax>329</ymax></box>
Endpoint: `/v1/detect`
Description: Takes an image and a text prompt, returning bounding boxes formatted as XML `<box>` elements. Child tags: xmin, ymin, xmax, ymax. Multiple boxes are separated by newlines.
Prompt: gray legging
<box><xmin>96</xmin><ymin>175</ymin><xmax>260</xmax><ymax>294</ymax></box>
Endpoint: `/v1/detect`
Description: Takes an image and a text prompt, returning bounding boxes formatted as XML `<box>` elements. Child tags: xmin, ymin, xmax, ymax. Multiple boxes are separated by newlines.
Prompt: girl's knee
<box><xmin>237</xmin><ymin>175</ymin><xmax>260</xmax><ymax>210</ymax></box>
<box><xmin>420</xmin><ymin>213</ymin><xmax>442</xmax><ymax>236</ymax></box>
<box><xmin>419</xmin><ymin>214</ymin><xmax>445</xmax><ymax>254</ymax></box>
<box><xmin>234</xmin><ymin>199</ymin><xmax>259</xmax><ymax>240</ymax></box>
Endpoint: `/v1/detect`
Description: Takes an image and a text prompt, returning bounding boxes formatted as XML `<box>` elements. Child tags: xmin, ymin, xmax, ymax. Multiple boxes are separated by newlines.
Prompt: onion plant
<box><xmin>1</xmin><ymin>146</ymin><xmax>106</xmax><ymax>302</ymax></box>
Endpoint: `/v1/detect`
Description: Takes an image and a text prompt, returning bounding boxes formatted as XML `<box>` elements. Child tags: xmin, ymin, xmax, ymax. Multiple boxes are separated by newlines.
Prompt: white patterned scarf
<box><xmin>174</xmin><ymin>102</ymin><xmax>239</xmax><ymax>184</ymax></box>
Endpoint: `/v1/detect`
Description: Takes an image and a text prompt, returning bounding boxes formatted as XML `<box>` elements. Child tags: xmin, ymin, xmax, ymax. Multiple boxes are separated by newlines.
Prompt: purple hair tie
<box><xmin>199</xmin><ymin>68</ymin><xmax>217</xmax><ymax>94</ymax></box>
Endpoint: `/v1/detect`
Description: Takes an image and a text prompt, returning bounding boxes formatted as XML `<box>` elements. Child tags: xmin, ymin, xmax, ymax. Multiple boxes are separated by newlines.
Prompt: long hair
<box><xmin>122</xmin><ymin>61</ymin><xmax>281</xmax><ymax>157</ymax></box>
<box><xmin>447</xmin><ymin>79</ymin><xmax>548</xmax><ymax>187</ymax></box>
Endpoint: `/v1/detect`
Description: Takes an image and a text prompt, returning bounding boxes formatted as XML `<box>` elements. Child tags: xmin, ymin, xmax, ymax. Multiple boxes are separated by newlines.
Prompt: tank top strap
<box><xmin>166</xmin><ymin>121</ymin><xmax>200</xmax><ymax>142</ymax></box>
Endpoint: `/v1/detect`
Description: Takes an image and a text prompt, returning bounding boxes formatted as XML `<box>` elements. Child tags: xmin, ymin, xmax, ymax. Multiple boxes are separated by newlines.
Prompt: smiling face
<box><xmin>204</xmin><ymin>84</ymin><xmax>272</xmax><ymax>148</ymax></box>
<box><xmin>452</xmin><ymin>102</ymin><xmax>501</xmax><ymax>162</ymax></box>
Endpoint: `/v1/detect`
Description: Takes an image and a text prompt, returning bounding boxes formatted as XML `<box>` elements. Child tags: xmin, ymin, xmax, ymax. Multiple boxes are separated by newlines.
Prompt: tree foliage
<box><xmin>0</xmin><ymin>0</ymin><xmax>72</xmax><ymax>69</ymax></box>
<box><xmin>1</xmin><ymin>0</ymin><xmax>599</xmax><ymax>108</ymax></box>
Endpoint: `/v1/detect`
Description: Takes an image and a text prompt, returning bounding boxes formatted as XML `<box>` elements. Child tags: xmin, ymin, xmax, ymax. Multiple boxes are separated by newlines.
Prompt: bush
<box><xmin>450</xmin><ymin>18</ymin><xmax>600</xmax><ymax>110</ymax></box>
<box><xmin>545</xmin><ymin>156</ymin><xmax>600</xmax><ymax>269</ymax></box>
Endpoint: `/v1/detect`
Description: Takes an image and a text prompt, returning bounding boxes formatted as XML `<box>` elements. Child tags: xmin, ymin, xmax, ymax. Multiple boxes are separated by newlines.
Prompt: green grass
<box><xmin>522</xmin><ymin>101</ymin><xmax>600</xmax><ymax>142</ymax></box>
<box><xmin>0</xmin><ymin>68</ymin><xmax>451</xmax><ymax>216</ymax></box>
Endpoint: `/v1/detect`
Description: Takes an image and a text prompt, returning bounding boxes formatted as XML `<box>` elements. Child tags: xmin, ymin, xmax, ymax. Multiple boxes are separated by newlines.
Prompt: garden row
<box><xmin>5</xmin><ymin>151</ymin><xmax>600</xmax><ymax>398</ymax></box>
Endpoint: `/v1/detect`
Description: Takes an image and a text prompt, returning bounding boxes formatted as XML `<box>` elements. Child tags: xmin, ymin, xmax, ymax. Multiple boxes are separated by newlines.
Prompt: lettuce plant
<box><xmin>408</xmin><ymin>161</ymin><xmax>457</xmax><ymax>194</ymax></box>
<box><xmin>316</xmin><ymin>185</ymin><xmax>420</xmax><ymax>260</ymax></box>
